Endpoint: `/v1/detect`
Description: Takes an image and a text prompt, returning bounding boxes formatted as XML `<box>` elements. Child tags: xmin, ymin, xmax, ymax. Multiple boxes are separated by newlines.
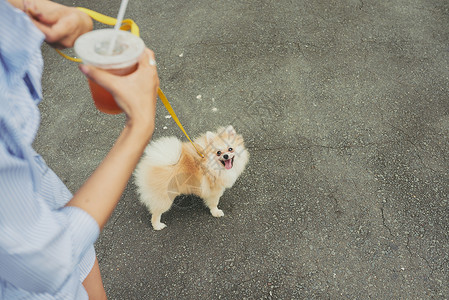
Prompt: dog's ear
<box><xmin>226</xmin><ymin>125</ymin><xmax>236</xmax><ymax>136</ymax></box>
<box><xmin>206</xmin><ymin>131</ymin><xmax>215</xmax><ymax>143</ymax></box>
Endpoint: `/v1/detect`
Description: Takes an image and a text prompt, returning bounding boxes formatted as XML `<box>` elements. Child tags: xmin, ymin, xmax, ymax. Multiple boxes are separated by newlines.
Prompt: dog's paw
<box><xmin>211</xmin><ymin>208</ymin><xmax>224</xmax><ymax>218</ymax></box>
<box><xmin>152</xmin><ymin>222</ymin><xmax>167</xmax><ymax>231</ymax></box>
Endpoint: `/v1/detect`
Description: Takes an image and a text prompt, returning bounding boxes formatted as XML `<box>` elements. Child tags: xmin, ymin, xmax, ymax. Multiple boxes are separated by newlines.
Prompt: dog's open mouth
<box><xmin>220</xmin><ymin>157</ymin><xmax>234</xmax><ymax>170</ymax></box>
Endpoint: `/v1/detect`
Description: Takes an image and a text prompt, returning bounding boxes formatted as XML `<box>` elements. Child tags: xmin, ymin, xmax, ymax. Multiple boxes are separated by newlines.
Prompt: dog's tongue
<box><xmin>224</xmin><ymin>159</ymin><xmax>233</xmax><ymax>170</ymax></box>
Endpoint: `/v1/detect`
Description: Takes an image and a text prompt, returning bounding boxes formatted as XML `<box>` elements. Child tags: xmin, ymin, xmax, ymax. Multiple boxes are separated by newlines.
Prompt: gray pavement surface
<box><xmin>34</xmin><ymin>0</ymin><xmax>449</xmax><ymax>298</ymax></box>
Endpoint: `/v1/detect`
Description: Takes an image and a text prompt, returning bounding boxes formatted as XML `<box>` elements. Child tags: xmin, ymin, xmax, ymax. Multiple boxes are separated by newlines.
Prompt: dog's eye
<box><xmin>228</xmin><ymin>148</ymin><xmax>233</xmax><ymax>152</ymax></box>
<box><xmin>216</xmin><ymin>151</ymin><xmax>222</xmax><ymax>156</ymax></box>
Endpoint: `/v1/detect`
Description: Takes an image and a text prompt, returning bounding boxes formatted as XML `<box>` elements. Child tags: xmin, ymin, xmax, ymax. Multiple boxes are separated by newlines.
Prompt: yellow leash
<box><xmin>57</xmin><ymin>8</ymin><xmax>204</xmax><ymax>158</ymax></box>
<box><xmin>156</xmin><ymin>89</ymin><xmax>204</xmax><ymax>158</ymax></box>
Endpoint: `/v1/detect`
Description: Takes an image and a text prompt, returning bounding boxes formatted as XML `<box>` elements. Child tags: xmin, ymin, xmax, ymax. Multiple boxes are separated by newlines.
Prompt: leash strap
<box><xmin>76</xmin><ymin>7</ymin><xmax>140</xmax><ymax>36</ymax></box>
<box><xmin>56</xmin><ymin>7</ymin><xmax>204</xmax><ymax>158</ymax></box>
<box><xmin>157</xmin><ymin>88</ymin><xmax>205</xmax><ymax>158</ymax></box>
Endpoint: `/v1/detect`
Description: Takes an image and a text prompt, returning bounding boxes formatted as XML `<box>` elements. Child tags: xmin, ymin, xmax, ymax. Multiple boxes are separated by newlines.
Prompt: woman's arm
<box><xmin>67</xmin><ymin>48</ymin><xmax>159</xmax><ymax>230</ymax></box>
<box><xmin>66</xmin><ymin>114</ymin><xmax>155</xmax><ymax>231</ymax></box>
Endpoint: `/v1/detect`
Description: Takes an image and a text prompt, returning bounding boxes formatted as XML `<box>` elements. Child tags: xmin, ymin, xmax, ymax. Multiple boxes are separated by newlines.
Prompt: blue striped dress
<box><xmin>0</xmin><ymin>1</ymin><xmax>100</xmax><ymax>299</ymax></box>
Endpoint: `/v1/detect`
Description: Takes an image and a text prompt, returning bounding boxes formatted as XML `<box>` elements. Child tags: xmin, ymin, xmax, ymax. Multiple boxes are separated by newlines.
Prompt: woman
<box><xmin>0</xmin><ymin>0</ymin><xmax>159</xmax><ymax>298</ymax></box>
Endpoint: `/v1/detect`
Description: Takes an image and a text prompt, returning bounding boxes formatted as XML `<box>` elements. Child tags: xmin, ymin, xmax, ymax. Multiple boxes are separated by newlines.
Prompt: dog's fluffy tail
<box><xmin>143</xmin><ymin>136</ymin><xmax>182</xmax><ymax>166</ymax></box>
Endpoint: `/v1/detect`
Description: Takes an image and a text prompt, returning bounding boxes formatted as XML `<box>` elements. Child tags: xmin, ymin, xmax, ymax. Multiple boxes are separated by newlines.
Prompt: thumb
<box><xmin>26</xmin><ymin>8</ymin><xmax>59</xmax><ymax>26</ymax></box>
<box><xmin>26</xmin><ymin>2</ymin><xmax>61</xmax><ymax>25</ymax></box>
<box><xmin>79</xmin><ymin>64</ymin><xmax>117</xmax><ymax>94</ymax></box>
<box><xmin>28</xmin><ymin>7</ymin><xmax>64</xmax><ymax>44</ymax></box>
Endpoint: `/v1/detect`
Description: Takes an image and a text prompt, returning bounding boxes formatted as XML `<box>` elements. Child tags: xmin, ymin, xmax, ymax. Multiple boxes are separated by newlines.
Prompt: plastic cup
<box><xmin>74</xmin><ymin>29</ymin><xmax>145</xmax><ymax>114</ymax></box>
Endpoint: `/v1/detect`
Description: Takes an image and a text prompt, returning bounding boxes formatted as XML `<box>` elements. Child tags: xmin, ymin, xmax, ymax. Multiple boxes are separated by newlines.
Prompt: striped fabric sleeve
<box><xmin>0</xmin><ymin>141</ymin><xmax>100</xmax><ymax>294</ymax></box>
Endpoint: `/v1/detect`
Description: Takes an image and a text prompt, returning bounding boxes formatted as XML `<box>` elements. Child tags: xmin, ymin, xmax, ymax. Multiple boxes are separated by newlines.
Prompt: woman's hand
<box><xmin>24</xmin><ymin>0</ymin><xmax>93</xmax><ymax>48</ymax></box>
<box><xmin>79</xmin><ymin>48</ymin><xmax>159</xmax><ymax>135</ymax></box>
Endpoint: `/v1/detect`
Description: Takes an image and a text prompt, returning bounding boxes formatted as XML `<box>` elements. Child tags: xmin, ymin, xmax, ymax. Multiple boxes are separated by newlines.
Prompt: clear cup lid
<box><xmin>74</xmin><ymin>29</ymin><xmax>145</xmax><ymax>69</ymax></box>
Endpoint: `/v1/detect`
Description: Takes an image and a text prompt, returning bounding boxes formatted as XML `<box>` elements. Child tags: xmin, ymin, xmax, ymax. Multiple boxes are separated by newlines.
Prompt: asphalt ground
<box><xmin>34</xmin><ymin>0</ymin><xmax>449</xmax><ymax>298</ymax></box>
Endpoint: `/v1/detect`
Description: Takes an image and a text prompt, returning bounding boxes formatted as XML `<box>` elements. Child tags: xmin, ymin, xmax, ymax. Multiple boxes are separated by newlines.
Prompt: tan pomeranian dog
<box><xmin>134</xmin><ymin>125</ymin><xmax>249</xmax><ymax>230</ymax></box>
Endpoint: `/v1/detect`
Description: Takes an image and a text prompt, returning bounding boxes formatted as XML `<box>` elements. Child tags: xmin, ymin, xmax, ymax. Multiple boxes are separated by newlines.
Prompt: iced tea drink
<box><xmin>74</xmin><ymin>29</ymin><xmax>145</xmax><ymax>114</ymax></box>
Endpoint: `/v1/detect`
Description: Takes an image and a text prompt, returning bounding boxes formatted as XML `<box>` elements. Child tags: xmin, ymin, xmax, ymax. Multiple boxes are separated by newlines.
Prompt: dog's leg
<box><xmin>151</xmin><ymin>212</ymin><xmax>167</xmax><ymax>230</ymax></box>
<box><xmin>147</xmin><ymin>196</ymin><xmax>173</xmax><ymax>230</ymax></box>
<box><xmin>204</xmin><ymin>190</ymin><xmax>225</xmax><ymax>217</ymax></box>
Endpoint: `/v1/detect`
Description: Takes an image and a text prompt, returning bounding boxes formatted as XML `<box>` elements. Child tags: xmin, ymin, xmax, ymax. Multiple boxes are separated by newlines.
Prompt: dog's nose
<box><xmin>223</xmin><ymin>154</ymin><xmax>229</xmax><ymax>160</ymax></box>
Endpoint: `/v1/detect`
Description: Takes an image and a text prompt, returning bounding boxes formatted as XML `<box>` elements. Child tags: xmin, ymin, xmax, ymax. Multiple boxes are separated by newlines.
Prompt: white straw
<box><xmin>107</xmin><ymin>0</ymin><xmax>130</xmax><ymax>55</ymax></box>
